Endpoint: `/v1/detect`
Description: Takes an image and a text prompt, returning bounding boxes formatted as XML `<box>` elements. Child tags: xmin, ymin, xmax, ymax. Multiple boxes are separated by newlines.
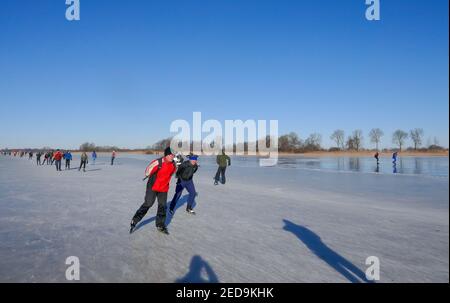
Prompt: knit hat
<box><xmin>189</xmin><ymin>155</ymin><xmax>198</xmax><ymax>161</ymax></box>
<box><xmin>164</xmin><ymin>147</ymin><xmax>173</xmax><ymax>156</ymax></box>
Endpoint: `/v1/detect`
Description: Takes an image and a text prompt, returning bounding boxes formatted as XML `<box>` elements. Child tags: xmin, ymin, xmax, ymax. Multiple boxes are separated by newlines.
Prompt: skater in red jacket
<box><xmin>130</xmin><ymin>147</ymin><xmax>176</xmax><ymax>235</ymax></box>
<box><xmin>53</xmin><ymin>150</ymin><xmax>63</xmax><ymax>171</ymax></box>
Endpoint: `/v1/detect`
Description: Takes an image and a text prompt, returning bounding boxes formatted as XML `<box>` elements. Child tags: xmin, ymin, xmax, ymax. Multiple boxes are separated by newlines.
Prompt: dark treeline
<box><xmin>79</xmin><ymin>142</ymin><xmax>120</xmax><ymax>152</ymax></box>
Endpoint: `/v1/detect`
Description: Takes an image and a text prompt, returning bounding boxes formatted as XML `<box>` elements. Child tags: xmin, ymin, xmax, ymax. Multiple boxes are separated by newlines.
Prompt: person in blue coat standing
<box><xmin>64</xmin><ymin>151</ymin><xmax>73</xmax><ymax>170</ymax></box>
<box><xmin>92</xmin><ymin>150</ymin><xmax>97</xmax><ymax>165</ymax></box>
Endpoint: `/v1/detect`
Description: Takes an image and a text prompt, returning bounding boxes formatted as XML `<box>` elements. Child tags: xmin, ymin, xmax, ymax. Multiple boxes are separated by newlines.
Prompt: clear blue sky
<box><xmin>0</xmin><ymin>0</ymin><xmax>448</xmax><ymax>149</ymax></box>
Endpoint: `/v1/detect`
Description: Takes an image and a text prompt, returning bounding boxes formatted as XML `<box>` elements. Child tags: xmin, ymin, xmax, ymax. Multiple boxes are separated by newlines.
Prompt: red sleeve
<box><xmin>145</xmin><ymin>159</ymin><xmax>159</xmax><ymax>177</ymax></box>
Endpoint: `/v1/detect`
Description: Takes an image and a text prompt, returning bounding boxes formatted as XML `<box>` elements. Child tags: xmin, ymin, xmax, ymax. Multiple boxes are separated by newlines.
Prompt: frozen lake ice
<box><xmin>0</xmin><ymin>153</ymin><xmax>448</xmax><ymax>282</ymax></box>
<box><xmin>123</xmin><ymin>153</ymin><xmax>449</xmax><ymax>177</ymax></box>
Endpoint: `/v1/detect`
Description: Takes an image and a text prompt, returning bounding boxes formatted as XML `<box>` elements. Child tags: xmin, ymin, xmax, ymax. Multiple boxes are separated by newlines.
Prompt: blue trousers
<box><xmin>169</xmin><ymin>179</ymin><xmax>196</xmax><ymax>211</ymax></box>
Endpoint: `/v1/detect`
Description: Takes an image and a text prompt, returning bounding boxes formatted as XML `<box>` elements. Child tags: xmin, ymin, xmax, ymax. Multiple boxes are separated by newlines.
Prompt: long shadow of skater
<box><xmin>282</xmin><ymin>219</ymin><xmax>373</xmax><ymax>283</ymax></box>
<box><xmin>176</xmin><ymin>255</ymin><xmax>219</xmax><ymax>283</ymax></box>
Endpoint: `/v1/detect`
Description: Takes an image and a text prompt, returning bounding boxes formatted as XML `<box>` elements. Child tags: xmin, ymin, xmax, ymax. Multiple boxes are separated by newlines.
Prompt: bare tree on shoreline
<box><xmin>352</xmin><ymin>130</ymin><xmax>363</xmax><ymax>151</ymax></box>
<box><xmin>410</xmin><ymin>128</ymin><xmax>424</xmax><ymax>150</ymax></box>
<box><xmin>369</xmin><ymin>128</ymin><xmax>384</xmax><ymax>151</ymax></box>
<box><xmin>392</xmin><ymin>130</ymin><xmax>408</xmax><ymax>151</ymax></box>
<box><xmin>330</xmin><ymin>130</ymin><xmax>345</xmax><ymax>150</ymax></box>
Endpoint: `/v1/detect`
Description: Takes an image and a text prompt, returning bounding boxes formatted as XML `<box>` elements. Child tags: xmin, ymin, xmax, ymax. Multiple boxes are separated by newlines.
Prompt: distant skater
<box><xmin>28</xmin><ymin>152</ymin><xmax>33</xmax><ymax>160</ymax></box>
<box><xmin>92</xmin><ymin>150</ymin><xmax>97</xmax><ymax>165</ymax></box>
<box><xmin>36</xmin><ymin>152</ymin><xmax>42</xmax><ymax>165</ymax></box>
<box><xmin>392</xmin><ymin>152</ymin><xmax>398</xmax><ymax>164</ymax></box>
<box><xmin>53</xmin><ymin>149</ymin><xmax>63</xmax><ymax>171</ymax></box>
<box><xmin>79</xmin><ymin>152</ymin><xmax>88</xmax><ymax>172</ymax></box>
<box><xmin>130</xmin><ymin>147</ymin><xmax>176</xmax><ymax>235</ymax></box>
<box><xmin>169</xmin><ymin>154</ymin><xmax>199</xmax><ymax>215</ymax></box>
<box><xmin>64</xmin><ymin>151</ymin><xmax>73</xmax><ymax>170</ymax></box>
<box><xmin>214</xmin><ymin>149</ymin><xmax>231</xmax><ymax>185</ymax></box>
<box><xmin>374</xmin><ymin>152</ymin><xmax>380</xmax><ymax>165</ymax></box>
<box><xmin>46</xmin><ymin>152</ymin><xmax>51</xmax><ymax>165</ymax></box>
<box><xmin>111</xmin><ymin>150</ymin><xmax>116</xmax><ymax>166</ymax></box>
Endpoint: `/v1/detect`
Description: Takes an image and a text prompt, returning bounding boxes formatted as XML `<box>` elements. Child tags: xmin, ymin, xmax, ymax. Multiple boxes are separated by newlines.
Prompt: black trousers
<box><xmin>111</xmin><ymin>157</ymin><xmax>115</xmax><ymax>165</ymax></box>
<box><xmin>79</xmin><ymin>160</ymin><xmax>87</xmax><ymax>171</ymax></box>
<box><xmin>132</xmin><ymin>181</ymin><xmax>168</xmax><ymax>228</ymax></box>
<box><xmin>36</xmin><ymin>157</ymin><xmax>41</xmax><ymax>165</ymax></box>
<box><xmin>65</xmin><ymin>159</ymin><xmax>71</xmax><ymax>169</ymax></box>
<box><xmin>214</xmin><ymin>166</ymin><xmax>227</xmax><ymax>184</ymax></box>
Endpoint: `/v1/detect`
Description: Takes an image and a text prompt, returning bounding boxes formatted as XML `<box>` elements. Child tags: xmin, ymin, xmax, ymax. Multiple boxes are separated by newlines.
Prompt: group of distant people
<box><xmin>373</xmin><ymin>151</ymin><xmax>400</xmax><ymax>165</ymax></box>
<box><xmin>2</xmin><ymin>150</ymin><xmax>116</xmax><ymax>172</ymax></box>
<box><xmin>373</xmin><ymin>151</ymin><xmax>401</xmax><ymax>173</ymax></box>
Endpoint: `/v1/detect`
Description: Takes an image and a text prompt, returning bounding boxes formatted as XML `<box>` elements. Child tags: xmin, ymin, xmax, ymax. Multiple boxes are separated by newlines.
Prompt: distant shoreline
<box><xmin>4</xmin><ymin>150</ymin><xmax>448</xmax><ymax>158</ymax></box>
<box><xmin>76</xmin><ymin>150</ymin><xmax>449</xmax><ymax>157</ymax></box>
<box><xmin>276</xmin><ymin>151</ymin><xmax>449</xmax><ymax>157</ymax></box>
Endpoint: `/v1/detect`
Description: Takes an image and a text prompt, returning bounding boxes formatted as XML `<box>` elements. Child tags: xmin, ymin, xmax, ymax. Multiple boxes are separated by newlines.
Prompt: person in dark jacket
<box><xmin>374</xmin><ymin>152</ymin><xmax>380</xmax><ymax>165</ymax></box>
<box><xmin>79</xmin><ymin>152</ymin><xmax>88</xmax><ymax>172</ymax></box>
<box><xmin>36</xmin><ymin>152</ymin><xmax>42</xmax><ymax>165</ymax></box>
<box><xmin>111</xmin><ymin>150</ymin><xmax>116</xmax><ymax>165</ymax></box>
<box><xmin>214</xmin><ymin>149</ymin><xmax>231</xmax><ymax>185</ymax></box>
<box><xmin>130</xmin><ymin>147</ymin><xmax>176</xmax><ymax>235</ymax></box>
<box><xmin>46</xmin><ymin>152</ymin><xmax>51</xmax><ymax>165</ymax></box>
<box><xmin>169</xmin><ymin>155</ymin><xmax>199</xmax><ymax>215</ymax></box>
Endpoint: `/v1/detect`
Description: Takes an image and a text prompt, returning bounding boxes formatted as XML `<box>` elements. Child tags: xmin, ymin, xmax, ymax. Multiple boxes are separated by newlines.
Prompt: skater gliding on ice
<box><xmin>111</xmin><ymin>150</ymin><xmax>116</xmax><ymax>166</ymax></box>
<box><xmin>392</xmin><ymin>152</ymin><xmax>398</xmax><ymax>164</ymax></box>
<box><xmin>64</xmin><ymin>151</ymin><xmax>72</xmax><ymax>170</ymax></box>
<box><xmin>53</xmin><ymin>149</ymin><xmax>63</xmax><ymax>171</ymax></box>
<box><xmin>130</xmin><ymin>147</ymin><xmax>176</xmax><ymax>235</ymax></box>
<box><xmin>36</xmin><ymin>152</ymin><xmax>42</xmax><ymax>165</ymax></box>
<box><xmin>214</xmin><ymin>149</ymin><xmax>231</xmax><ymax>185</ymax></box>
<box><xmin>169</xmin><ymin>154</ymin><xmax>199</xmax><ymax>215</ymax></box>
<box><xmin>374</xmin><ymin>152</ymin><xmax>380</xmax><ymax>165</ymax></box>
<box><xmin>79</xmin><ymin>152</ymin><xmax>88</xmax><ymax>172</ymax></box>
<box><xmin>92</xmin><ymin>150</ymin><xmax>97</xmax><ymax>165</ymax></box>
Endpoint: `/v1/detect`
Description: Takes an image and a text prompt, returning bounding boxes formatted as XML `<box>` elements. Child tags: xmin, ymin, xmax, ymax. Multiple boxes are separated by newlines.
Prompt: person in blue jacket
<box><xmin>392</xmin><ymin>152</ymin><xmax>398</xmax><ymax>164</ymax></box>
<box><xmin>64</xmin><ymin>151</ymin><xmax>73</xmax><ymax>170</ymax></box>
<box><xmin>92</xmin><ymin>150</ymin><xmax>97</xmax><ymax>165</ymax></box>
